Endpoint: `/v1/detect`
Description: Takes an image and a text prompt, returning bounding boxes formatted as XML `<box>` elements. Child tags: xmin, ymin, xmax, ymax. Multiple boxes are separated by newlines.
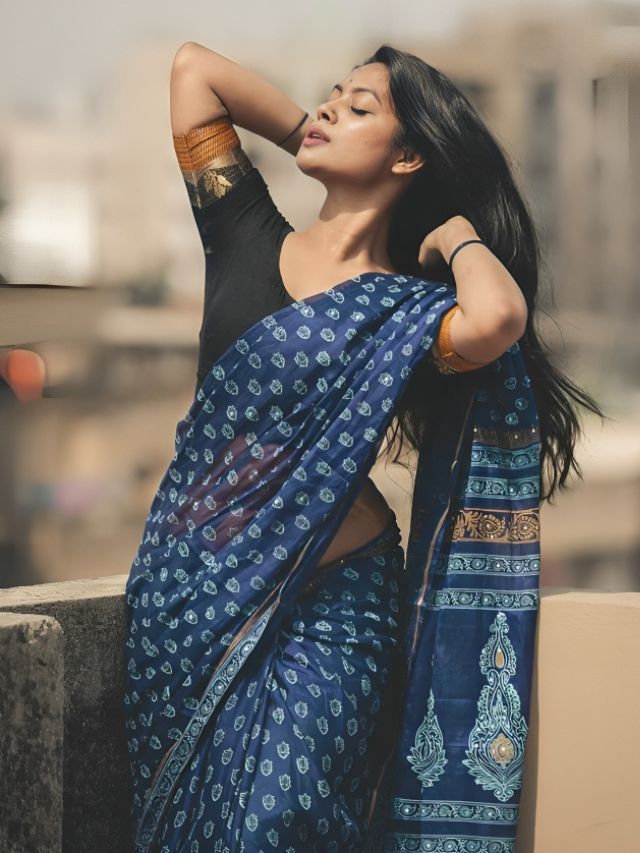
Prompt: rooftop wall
<box><xmin>1</xmin><ymin>577</ymin><xmax>639</xmax><ymax>852</ymax></box>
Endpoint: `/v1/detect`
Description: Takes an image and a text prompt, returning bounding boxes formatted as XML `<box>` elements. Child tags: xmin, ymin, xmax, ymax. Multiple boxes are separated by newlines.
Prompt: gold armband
<box><xmin>172</xmin><ymin>116</ymin><xmax>254</xmax><ymax>209</ymax></box>
<box><xmin>432</xmin><ymin>305</ymin><xmax>488</xmax><ymax>374</ymax></box>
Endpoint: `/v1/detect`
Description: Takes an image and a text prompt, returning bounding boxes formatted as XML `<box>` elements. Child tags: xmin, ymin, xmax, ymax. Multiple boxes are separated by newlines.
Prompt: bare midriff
<box><xmin>315</xmin><ymin>476</ymin><xmax>395</xmax><ymax>569</ymax></box>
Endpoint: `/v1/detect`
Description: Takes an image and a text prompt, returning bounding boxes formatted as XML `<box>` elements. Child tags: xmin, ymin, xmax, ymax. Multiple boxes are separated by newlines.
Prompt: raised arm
<box><xmin>420</xmin><ymin>216</ymin><xmax>528</xmax><ymax>371</ymax></box>
<box><xmin>170</xmin><ymin>42</ymin><xmax>313</xmax><ymax>156</ymax></box>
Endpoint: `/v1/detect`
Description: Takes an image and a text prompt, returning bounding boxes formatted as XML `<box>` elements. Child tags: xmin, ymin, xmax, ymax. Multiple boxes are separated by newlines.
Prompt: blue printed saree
<box><xmin>123</xmin><ymin>272</ymin><xmax>540</xmax><ymax>852</ymax></box>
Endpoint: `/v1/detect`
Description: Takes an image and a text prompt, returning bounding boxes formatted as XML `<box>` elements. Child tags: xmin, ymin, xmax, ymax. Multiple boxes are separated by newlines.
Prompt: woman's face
<box><xmin>296</xmin><ymin>62</ymin><xmax>405</xmax><ymax>188</ymax></box>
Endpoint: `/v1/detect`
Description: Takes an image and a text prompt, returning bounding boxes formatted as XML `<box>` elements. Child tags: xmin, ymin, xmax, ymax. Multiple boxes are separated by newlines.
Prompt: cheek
<box><xmin>352</xmin><ymin>136</ymin><xmax>392</xmax><ymax>172</ymax></box>
<box><xmin>337</xmin><ymin>125</ymin><xmax>382</xmax><ymax>152</ymax></box>
<box><xmin>355</xmin><ymin>127</ymin><xmax>393</xmax><ymax>158</ymax></box>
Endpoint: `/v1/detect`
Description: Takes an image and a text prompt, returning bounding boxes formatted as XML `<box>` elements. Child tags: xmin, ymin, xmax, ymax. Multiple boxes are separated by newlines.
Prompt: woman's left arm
<box><xmin>420</xmin><ymin>216</ymin><xmax>528</xmax><ymax>367</ymax></box>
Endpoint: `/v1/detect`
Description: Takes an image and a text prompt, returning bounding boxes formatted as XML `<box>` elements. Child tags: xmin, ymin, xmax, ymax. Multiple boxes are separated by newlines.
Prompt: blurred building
<box><xmin>0</xmin><ymin>115</ymin><xmax>99</xmax><ymax>287</ymax></box>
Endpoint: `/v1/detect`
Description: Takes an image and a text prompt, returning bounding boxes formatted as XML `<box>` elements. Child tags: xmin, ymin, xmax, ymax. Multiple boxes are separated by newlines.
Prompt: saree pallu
<box><xmin>123</xmin><ymin>273</ymin><xmax>540</xmax><ymax>852</ymax></box>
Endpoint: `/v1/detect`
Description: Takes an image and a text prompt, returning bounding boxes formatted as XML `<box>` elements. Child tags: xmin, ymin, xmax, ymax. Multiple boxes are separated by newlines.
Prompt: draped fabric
<box><xmin>123</xmin><ymin>272</ymin><xmax>540</xmax><ymax>852</ymax></box>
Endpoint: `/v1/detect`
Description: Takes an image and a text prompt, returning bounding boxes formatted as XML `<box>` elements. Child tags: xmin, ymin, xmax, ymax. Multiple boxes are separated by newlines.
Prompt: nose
<box><xmin>316</xmin><ymin>99</ymin><xmax>337</xmax><ymax>124</ymax></box>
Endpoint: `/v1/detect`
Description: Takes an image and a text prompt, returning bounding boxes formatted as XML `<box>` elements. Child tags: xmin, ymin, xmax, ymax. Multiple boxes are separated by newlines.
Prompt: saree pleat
<box><xmin>153</xmin><ymin>519</ymin><xmax>406</xmax><ymax>852</ymax></box>
<box><xmin>123</xmin><ymin>273</ymin><xmax>540</xmax><ymax>853</ymax></box>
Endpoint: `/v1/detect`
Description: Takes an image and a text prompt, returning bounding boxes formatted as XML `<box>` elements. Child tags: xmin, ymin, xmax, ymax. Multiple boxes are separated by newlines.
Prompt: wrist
<box><xmin>438</xmin><ymin>220</ymin><xmax>480</xmax><ymax>264</ymax></box>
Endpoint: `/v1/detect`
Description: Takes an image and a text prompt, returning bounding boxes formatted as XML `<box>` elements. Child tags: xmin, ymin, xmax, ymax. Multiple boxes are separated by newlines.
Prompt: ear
<box><xmin>391</xmin><ymin>146</ymin><xmax>424</xmax><ymax>177</ymax></box>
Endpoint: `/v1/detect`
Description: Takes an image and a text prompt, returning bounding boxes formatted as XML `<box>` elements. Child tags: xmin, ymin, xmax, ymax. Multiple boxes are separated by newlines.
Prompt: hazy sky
<box><xmin>1</xmin><ymin>0</ymin><xmax>593</xmax><ymax>115</ymax></box>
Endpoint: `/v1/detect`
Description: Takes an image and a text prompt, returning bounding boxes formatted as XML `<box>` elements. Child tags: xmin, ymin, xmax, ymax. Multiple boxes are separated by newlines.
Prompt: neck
<box><xmin>301</xmin><ymin>191</ymin><xmax>399</xmax><ymax>273</ymax></box>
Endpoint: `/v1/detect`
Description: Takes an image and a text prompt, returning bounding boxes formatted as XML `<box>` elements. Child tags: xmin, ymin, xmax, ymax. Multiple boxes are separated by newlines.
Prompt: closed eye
<box><xmin>351</xmin><ymin>107</ymin><xmax>368</xmax><ymax>115</ymax></box>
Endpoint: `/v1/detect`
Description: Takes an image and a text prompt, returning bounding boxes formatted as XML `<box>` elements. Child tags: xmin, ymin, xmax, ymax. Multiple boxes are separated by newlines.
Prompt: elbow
<box><xmin>498</xmin><ymin>302</ymin><xmax>528</xmax><ymax>343</ymax></box>
<box><xmin>466</xmin><ymin>305</ymin><xmax>527</xmax><ymax>365</ymax></box>
<box><xmin>482</xmin><ymin>305</ymin><xmax>526</xmax><ymax>361</ymax></box>
<box><xmin>172</xmin><ymin>42</ymin><xmax>203</xmax><ymax>74</ymax></box>
<box><xmin>501</xmin><ymin>284</ymin><xmax>529</xmax><ymax>341</ymax></box>
<box><xmin>441</xmin><ymin>302</ymin><xmax>526</xmax><ymax>368</ymax></box>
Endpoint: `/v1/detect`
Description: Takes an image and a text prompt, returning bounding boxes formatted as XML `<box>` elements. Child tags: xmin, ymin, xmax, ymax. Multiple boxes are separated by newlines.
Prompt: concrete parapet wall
<box><xmin>0</xmin><ymin>613</ymin><xmax>64</xmax><ymax>853</ymax></box>
<box><xmin>1</xmin><ymin>576</ymin><xmax>133</xmax><ymax>853</ymax></box>
<box><xmin>1</xmin><ymin>578</ymin><xmax>639</xmax><ymax>853</ymax></box>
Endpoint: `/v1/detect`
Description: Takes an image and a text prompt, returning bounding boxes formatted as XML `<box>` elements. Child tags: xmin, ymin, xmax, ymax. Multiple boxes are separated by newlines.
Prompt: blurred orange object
<box><xmin>0</xmin><ymin>348</ymin><xmax>46</xmax><ymax>402</ymax></box>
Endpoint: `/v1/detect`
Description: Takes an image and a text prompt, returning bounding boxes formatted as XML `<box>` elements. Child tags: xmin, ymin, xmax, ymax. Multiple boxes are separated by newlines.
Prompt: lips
<box><xmin>305</xmin><ymin>124</ymin><xmax>330</xmax><ymax>142</ymax></box>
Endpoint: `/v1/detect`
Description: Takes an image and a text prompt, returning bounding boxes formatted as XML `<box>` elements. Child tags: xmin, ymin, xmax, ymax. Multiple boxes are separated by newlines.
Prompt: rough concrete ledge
<box><xmin>0</xmin><ymin>575</ymin><xmax>132</xmax><ymax>853</ymax></box>
<box><xmin>0</xmin><ymin>613</ymin><xmax>64</xmax><ymax>853</ymax></box>
<box><xmin>0</xmin><ymin>574</ymin><xmax>129</xmax><ymax>608</ymax></box>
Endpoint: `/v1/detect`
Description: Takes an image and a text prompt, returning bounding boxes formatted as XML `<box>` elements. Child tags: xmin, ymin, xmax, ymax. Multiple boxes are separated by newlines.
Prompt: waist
<box><xmin>350</xmin><ymin>512</ymin><xmax>402</xmax><ymax>558</ymax></box>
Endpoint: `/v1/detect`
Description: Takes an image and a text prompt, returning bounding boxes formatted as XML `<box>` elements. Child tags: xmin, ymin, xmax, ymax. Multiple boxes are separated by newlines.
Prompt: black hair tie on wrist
<box><xmin>277</xmin><ymin>111</ymin><xmax>309</xmax><ymax>147</ymax></box>
<box><xmin>448</xmin><ymin>238</ymin><xmax>485</xmax><ymax>270</ymax></box>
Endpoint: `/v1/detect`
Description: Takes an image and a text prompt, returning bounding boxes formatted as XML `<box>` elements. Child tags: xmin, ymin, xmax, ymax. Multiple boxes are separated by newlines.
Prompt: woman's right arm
<box><xmin>170</xmin><ymin>42</ymin><xmax>313</xmax><ymax>155</ymax></box>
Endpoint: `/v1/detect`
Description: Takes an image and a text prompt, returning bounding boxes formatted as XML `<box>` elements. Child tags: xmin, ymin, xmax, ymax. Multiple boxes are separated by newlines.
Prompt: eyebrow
<box><xmin>330</xmin><ymin>82</ymin><xmax>382</xmax><ymax>106</ymax></box>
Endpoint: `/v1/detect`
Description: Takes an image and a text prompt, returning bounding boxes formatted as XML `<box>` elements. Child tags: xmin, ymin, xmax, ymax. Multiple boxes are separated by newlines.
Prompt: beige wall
<box><xmin>517</xmin><ymin>588</ymin><xmax>640</xmax><ymax>852</ymax></box>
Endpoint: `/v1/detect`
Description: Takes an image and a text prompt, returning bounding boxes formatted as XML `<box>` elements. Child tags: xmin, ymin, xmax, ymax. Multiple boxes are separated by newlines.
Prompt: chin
<box><xmin>294</xmin><ymin>152</ymin><xmax>330</xmax><ymax>181</ymax></box>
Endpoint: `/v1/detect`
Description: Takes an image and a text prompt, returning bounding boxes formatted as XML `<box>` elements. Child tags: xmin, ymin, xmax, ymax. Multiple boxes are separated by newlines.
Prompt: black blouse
<box><xmin>173</xmin><ymin>117</ymin><xmax>297</xmax><ymax>394</ymax></box>
<box><xmin>172</xmin><ymin>115</ymin><xmax>482</xmax><ymax>396</ymax></box>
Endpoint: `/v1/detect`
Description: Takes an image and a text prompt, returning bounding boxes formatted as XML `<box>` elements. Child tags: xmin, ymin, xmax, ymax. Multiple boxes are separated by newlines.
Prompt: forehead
<box><xmin>338</xmin><ymin>63</ymin><xmax>389</xmax><ymax>97</ymax></box>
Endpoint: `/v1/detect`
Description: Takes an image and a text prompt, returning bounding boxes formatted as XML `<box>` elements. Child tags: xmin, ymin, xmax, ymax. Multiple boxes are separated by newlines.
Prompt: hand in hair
<box><xmin>418</xmin><ymin>214</ymin><xmax>528</xmax><ymax>367</ymax></box>
<box><xmin>418</xmin><ymin>215</ymin><xmax>480</xmax><ymax>269</ymax></box>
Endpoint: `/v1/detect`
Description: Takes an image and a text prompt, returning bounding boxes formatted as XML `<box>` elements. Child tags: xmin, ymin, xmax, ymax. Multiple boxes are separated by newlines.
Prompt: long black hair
<box><xmin>357</xmin><ymin>44</ymin><xmax>608</xmax><ymax>505</ymax></box>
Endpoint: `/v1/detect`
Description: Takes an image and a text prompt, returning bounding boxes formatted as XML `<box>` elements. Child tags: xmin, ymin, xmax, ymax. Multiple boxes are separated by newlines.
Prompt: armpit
<box><xmin>431</xmin><ymin>304</ymin><xmax>489</xmax><ymax>374</ymax></box>
<box><xmin>172</xmin><ymin>116</ymin><xmax>255</xmax><ymax>210</ymax></box>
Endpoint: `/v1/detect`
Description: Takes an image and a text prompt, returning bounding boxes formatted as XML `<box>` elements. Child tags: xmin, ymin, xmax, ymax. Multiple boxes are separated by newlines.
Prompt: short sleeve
<box><xmin>430</xmin><ymin>304</ymin><xmax>489</xmax><ymax>374</ymax></box>
<box><xmin>172</xmin><ymin>115</ymin><xmax>289</xmax><ymax>256</ymax></box>
<box><xmin>172</xmin><ymin>114</ymin><xmax>253</xmax><ymax>210</ymax></box>
<box><xmin>174</xmin><ymin>116</ymin><xmax>295</xmax><ymax>393</ymax></box>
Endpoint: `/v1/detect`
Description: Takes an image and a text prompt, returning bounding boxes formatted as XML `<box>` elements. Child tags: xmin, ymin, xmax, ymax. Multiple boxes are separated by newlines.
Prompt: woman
<box><xmin>123</xmin><ymin>43</ymin><xmax>605</xmax><ymax>852</ymax></box>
